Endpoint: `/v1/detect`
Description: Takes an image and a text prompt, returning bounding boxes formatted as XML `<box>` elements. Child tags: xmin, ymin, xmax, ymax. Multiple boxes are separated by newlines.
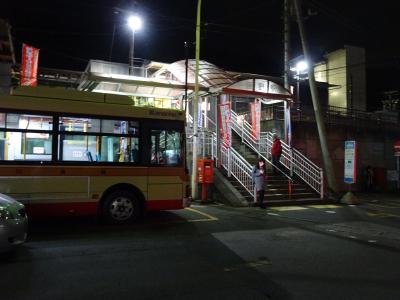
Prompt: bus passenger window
<box><xmin>98</xmin><ymin>136</ymin><xmax>139</xmax><ymax>163</ymax></box>
<box><xmin>59</xmin><ymin>135</ymin><xmax>97</xmax><ymax>161</ymax></box>
<box><xmin>0</xmin><ymin>113</ymin><xmax>53</xmax><ymax>161</ymax></box>
<box><xmin>150</xmin><ymin>130</ymin><xmax>181</xmax><ymax>166</ymax></box>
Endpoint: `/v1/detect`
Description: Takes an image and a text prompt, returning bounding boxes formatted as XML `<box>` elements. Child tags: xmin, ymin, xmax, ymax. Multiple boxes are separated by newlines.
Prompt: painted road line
<box><xmin>185</xmin><ymin>207</ymin><xmax>219</xmax><ymax>222</ymax></box>
<box><xmin>267</xmin><ymin>212</ymin><xmax>280</xmax><ymax>216</ymax></box>
<box><xmin>325</xmin><ymin>210</ymin><xmax>337</xmax><ymax>214</ymax></box>
<box><xmin>308</xmin><ymin>204</ymin><xmax>342</xmax><ymax>209</ymax></box>
<box><xmin>367</xmin><ymin>211</ymin><xmax>400</xmax><ymax>219</ymax></box>
<box><xmin>270</xmin><ymin>206</ymin><xmax>309</xmax><ymax>212</ymax></box>
<box><xmin>152</xmin><ymin>208</ymin><xmax>219</xmax><ymax>225</ymax></box>
<box><xmin>368</xmin><ymin>240</ymin><xmax>378</xmax><ymax>243</ymax></box>
<box><xmin>367</xmin><ymin>203</ymin><xmax>400</xmax><ymax>209</ymax></box>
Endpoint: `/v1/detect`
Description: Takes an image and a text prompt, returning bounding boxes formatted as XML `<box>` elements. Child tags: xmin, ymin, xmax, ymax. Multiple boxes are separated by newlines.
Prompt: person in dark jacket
<box><xmin>252</xmin><ymin>158</ymin><xmax>266</xmax><ymax>209</ymax></box>
<box><xmin>271</xmin><ymin>133</ymin><xmax>282</xmax><ymax>175</ymax></box>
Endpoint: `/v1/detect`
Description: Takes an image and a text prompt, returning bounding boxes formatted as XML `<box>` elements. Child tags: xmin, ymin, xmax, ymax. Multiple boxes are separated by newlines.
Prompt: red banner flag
<box><xmin>218</xmin><ymin>103</ymin><xmax>231</xmax><ymax>148</ymax></box>
<box><xmin>250</xmin><ymin>100</ymin><xmax>261</xmax><ymax>140</ymax></box>
<box><xmin>21</xmin><ymin>44</ymin><xmax>39</xmax><ymax>86</ymax></box>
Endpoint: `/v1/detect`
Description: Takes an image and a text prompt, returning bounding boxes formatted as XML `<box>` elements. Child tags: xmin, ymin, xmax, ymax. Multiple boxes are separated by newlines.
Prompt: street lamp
<box><xmin>290</xmin><ymin>59</ymin><xmax>308</xmax><ymax>111</ymax></box>
<box><xmin>127</xmin><ymin>15</ymin><xmax>142</xmax><ymax>75</ymax></box>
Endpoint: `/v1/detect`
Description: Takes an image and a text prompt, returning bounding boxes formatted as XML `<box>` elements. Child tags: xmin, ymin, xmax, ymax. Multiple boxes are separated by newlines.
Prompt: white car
<box><xmin>0</xmin><ymin>194</ymin><xmax>28</xmax><ymax>253</ymax></box>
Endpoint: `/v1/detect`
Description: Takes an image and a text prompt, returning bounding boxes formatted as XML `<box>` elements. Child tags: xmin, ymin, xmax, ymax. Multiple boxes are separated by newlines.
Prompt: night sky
<box><xmin>2</xmin><ymin>0</ymin><xmax>400</xmax><ymax>108</ymax></box>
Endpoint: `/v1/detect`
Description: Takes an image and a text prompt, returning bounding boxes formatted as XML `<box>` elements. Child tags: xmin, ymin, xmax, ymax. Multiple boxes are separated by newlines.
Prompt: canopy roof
<box><xmin>78</xmin><ymin>59</ymin><xmax>292</xmax><ymax>101</ymax></box>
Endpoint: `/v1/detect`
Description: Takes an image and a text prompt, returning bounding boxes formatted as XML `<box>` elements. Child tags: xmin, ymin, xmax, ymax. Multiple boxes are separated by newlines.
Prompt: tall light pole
<box><xmin>283</xmin><ymin>0</ymin><xmax>291</xmax><ymax>146</ymax></box>
<box><xmin>290</xmin><ymin>60</ymin><xmax>308</xmax><ymax>110</ymax></box>
<box><xmin>191</xmin><ymin>0</ymin><xmax>202</xmax><ymax>200</ymax></box>
<box><xmin>293</xmin><ymin>0</ymin><xmax>339</xmax><ymax>198</ymax></box>
<box><xmin>127</xmin><ymin>15</ymin><xmax>142</xmax><ymax>75</ymax></box>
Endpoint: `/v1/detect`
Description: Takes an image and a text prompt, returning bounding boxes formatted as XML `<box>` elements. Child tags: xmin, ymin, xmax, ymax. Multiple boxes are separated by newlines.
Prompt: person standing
<box><xmin>252</xmin><ymin>158</ymin><xmax>266</xmax><ymax>209</ymax></box>
<box><xmin>271</xmin><ymin>133</ymin><xmax>282</xmax><ymax>175</ymax></box>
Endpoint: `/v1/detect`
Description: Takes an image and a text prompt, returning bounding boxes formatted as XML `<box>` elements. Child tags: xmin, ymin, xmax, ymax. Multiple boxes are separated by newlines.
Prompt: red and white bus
<box><xmin>0</xmin><ymin>87</ymin><xmax>190</xmax><ymax>224</ymax></box>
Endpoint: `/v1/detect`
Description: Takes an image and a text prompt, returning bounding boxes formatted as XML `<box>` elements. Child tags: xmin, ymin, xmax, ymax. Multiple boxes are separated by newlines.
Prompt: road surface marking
<box><xmin>368</xmin><ymin>240</ymin><xmax>377</xmax><ymax>243</ymax></box>
<box><xmin>267</xmin><ymin>212</ymin><xmax>280</xmax><ymax>216</ymax></box>
<box><xmin>367</xmin><ymin>203</ymin><xmax>400</xmax><ymax>209</ymax></box>
<box><xmin>185</xmin><ymin>207</ymin><xmax>219</xmax><ymax>222</ymax></box>
<box><xmin>325</xmin><ymin>210</ymin><xmax>336</xmax><ymax>214</ymax></box>
<box><xmin>308</xmin><ymin>204</ymin><xmax>342</xmax><ymax>209</ymax></box>
<box><xmin>270</xmin><ymin>206</ymin><xmax>308</xmax><ymax>211</ymax></box>
<box><xmin>367</xmin><ymin>211</ymin><xmax>400</xmax><ymax>219</ymax></box>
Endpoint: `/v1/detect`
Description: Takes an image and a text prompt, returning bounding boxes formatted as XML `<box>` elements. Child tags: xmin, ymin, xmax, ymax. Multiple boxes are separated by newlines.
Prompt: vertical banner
<box><xmin>344</xmin><ymin>141</ymin><xmax>357</xmax><ymax>184</ymax></box>
<box><xmin>218</xmin><ymin>103</ymin><xmax>231</xmax><ymax>148</ymax></box>
<box><xmin>285</xmin><ymin>103</ymin><xmax>292</xmax><ymax>147</ymax></box>
<box><xmin>250</xmin><ymin>100</ymin><xmax>261</xmax><ymax>139</ymax></box>
<box><xmin>21</xmin><ymin>44</ymin><xmax>40</xmax><ymax>87</ymax></box>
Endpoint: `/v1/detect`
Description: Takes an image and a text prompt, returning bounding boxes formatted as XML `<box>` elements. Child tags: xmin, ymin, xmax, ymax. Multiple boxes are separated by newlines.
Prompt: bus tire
<box><xmin>102</xmin><ymin>189</ymin><xmax>140</xmax><ymax>224</ymax></box>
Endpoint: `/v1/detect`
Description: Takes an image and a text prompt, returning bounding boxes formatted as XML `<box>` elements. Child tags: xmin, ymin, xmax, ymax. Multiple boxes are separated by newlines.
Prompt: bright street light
<box><xmin>127</xmin><ymin>15</ymin><xmax>142</xmax><ymax>75</ymax></box>
<box><xmin>296</xmin><ymin>61</ymin><xmax>308</xmax><ymax>72</ymax></box>
<box><xmin>290</xmin><ymin>60</ymin><xmax>308</xmax><ymax>73</ymax></box>
<box><xmin>289</xmin><ymin>60</ymin><xmax>309</xmax><ymax>111</ymax></box>
<box><xmin>128</xmin><ymin>15</ymin><xmax>142</xmax><ymax>31</ymax></box>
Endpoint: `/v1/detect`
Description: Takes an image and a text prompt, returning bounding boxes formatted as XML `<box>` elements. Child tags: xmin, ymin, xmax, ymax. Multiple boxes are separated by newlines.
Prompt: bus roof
<box><xmin>0</xmin><ymin>87</ymin><xmax>185</xmax><ymax>121</ymax></box>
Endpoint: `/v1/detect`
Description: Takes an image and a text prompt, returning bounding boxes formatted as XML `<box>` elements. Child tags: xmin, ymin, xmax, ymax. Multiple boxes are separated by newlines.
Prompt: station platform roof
<box><xmin>77</xmin><ymin>59</ymin><xmax>292</xmax><ymax>102</ymax></box>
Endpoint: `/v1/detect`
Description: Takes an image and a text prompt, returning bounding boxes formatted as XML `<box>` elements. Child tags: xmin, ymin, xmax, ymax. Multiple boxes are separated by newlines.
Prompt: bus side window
<box><xmin>150</xmin><ymin>130</ymin><xmax>181</xmax><ymax>166</ymax></box>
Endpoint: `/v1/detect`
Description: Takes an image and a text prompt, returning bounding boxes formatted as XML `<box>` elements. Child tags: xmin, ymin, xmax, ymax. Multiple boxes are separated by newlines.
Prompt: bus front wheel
<box><xmin>102</xmin><ymin>190</ymin><xmax>140</xmax><ymax>224</ymax></box>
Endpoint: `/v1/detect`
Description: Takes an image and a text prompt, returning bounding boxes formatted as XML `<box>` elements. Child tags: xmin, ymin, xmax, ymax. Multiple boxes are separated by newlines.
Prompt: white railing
<box><xmin>231</xmin><ymin>111</ymin><xmax>262</xmax><ymax>153</ymax></box>
<box><xmin>231</xmin><ymin>110</ymin><xmax>324</xmax><ymax>199</ymax></box>
<box><xmin>265</xmin><ymin>132</ymin><xmax>323</xmax><ymax>197</ymax></box>
<box><xmin>220</xmin><ymin>144</ymin><xmax>255</xmax><ymax>199</ymax></box>
<box><xmin>187</xmin><ymin>130</ymin><xmax>256</xmax><ymax>200</ymax></box>
<box><xmin>187</xmin><ymin>110</ymin><xmax>323</xmax><ymax>200</ymax></box>
<box><xmin>186</xmin><ymin>129</ymin><xmax>214</xmax><ymax>159</ymax></box>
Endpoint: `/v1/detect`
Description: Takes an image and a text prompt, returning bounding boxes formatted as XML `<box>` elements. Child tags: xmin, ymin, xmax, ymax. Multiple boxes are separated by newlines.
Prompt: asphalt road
<box><xmin>1</xmin><ymin>198</ymin><xmax>400</xmax><ymax>300</ymax></box>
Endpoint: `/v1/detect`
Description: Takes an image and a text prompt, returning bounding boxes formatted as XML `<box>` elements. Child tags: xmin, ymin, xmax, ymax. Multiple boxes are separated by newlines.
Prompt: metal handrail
<box><xmin>187</xmin><ymin>110</ymin><xmax>323</xmax><ymax>200</ymax></box>
<box><xmin>231</xmin><ymin>109</ymin><xmax>323</xmax><ymax>198</ymax></box>
<box><xmin>220</xmin><ymin>144</ymin><xmax>255</xmax><ymax>197</ymax></box>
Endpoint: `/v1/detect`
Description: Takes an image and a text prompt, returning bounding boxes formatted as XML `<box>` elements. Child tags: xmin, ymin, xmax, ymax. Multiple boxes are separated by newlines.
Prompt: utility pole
<box><xmin>191</xmin><ymin>0</ymin><xmax>202</xmax><ymax>200</ymax></box>
<box><xmin>284</xmin><ymin>0</ymin><xmax>290</xmax><ymax>90</ymax></box>
<box><xmin>293</xmin><ymin>0</ymin><xmax>339</xmax><ymax>197</ymax></box>
<box><xmin>183</xmin><ymin>41</ymin><xmax>189</xmax><ymax>111</ymax></box>
<box><xmin>6</xmin><ymin>23</ymin><xmax>16</xmax><ymax>65</ymax></box>
<box><xmin>283</xmin><ymin>0</ymin><xmax>291</xmax><ymax>145</ymax></box>
<box><xmin>129</xmin><ymin>29</ymin><xmax>135</xmax><ymax>74</ymax></box>
<box><xmin>109</xmin><ymin>23</ymin><xmax>116</xmax><ymax>62</ymax></box>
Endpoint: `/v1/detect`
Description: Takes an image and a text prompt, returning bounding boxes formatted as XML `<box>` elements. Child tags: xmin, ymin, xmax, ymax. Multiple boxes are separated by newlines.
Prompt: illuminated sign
<box><xmin>344</xmin><ymin>141</ymin><xmax>357</xmax><ymax>184</ymax></box>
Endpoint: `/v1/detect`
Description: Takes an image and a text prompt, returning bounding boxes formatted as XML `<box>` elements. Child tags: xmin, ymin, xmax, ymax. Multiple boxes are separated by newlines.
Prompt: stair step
<box><xmin>266</xmin><ymin>188</ymin><xmax>308</xmax><ymax>192</ymax></box>
<box><xmin>227</xmin><ymin>131</ymin><xmax>321</xmax><ymax>204</ymax></box>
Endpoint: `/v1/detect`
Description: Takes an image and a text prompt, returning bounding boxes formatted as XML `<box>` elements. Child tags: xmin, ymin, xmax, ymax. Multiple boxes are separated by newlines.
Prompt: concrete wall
<box><xmin>292</xmin><ymin>121</ymin><xmax>399</xmax><ymax>192</ymax></box>
<box><xmin>325</xmin><ymin>49</ymin><xmax>347</xmax><ymax>108</ymax></box>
